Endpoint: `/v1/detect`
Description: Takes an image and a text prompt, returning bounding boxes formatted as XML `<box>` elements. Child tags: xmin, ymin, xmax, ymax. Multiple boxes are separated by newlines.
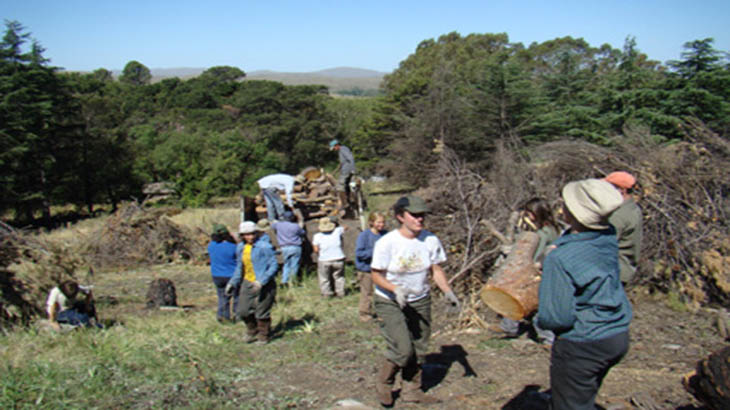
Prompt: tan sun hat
<box><xmin>256</xmin><ymin>219</ymin><xmax>271</xmax><ymax>232</ymax></box>
<box><xmin>318</xmin><ymin>217</ymin><xmax>335</xmax><ymax>233</ymax></box>
<box><xmin>562</xmin><ymin>179</ymin><xmax>623</xmax><ymax>230</ymax></box>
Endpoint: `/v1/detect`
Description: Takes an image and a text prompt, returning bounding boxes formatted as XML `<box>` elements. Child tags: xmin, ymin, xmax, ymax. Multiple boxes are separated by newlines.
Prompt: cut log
<box><xmin>683</xmin><ymin>345</ymin><xmax>730</xmax><ymax>410</ymax></box>
<box><xmin>480</xmin><ymin>231</ymin><xmax>540</xmax><ymax>320</ymax></box>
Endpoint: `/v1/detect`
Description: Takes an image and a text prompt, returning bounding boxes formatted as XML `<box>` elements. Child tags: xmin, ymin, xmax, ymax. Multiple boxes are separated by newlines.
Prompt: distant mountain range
<box><xmin>104</xmin><ymin>66</ymin><xmax>387</xmax><ymax>93</ymax></box>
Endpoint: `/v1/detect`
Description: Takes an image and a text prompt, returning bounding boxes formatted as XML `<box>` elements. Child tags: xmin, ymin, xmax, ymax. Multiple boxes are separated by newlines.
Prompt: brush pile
<box><xmin>0</xmin><ymin>221</ymin><xmax>83</xmax><ymax>328</ymax></box>
<box><xmin>83</xmin><ymin>203</ymin><xmax>206</xmax><ymax>268</ymax></box>
<box><xmin>423</xmin><ymin>121</ymin><xmax>730</xmax><ymax>324</ymax></box>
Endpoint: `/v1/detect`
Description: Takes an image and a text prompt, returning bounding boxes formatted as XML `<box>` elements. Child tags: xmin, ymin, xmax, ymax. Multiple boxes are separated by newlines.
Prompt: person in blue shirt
<box><xmin>207</xmin><ymin>224</ymin><xmax>238</xmax><ymax>323</ymax></box>
<box><xmin>354</xmin><ymin>211</ymin><xmax>387</xmax><ymax>322</ymax></box>
<box><xmin>537</xmin><ymin>179</ymin><xmax>633</xmax><ymax>410</ymax></box>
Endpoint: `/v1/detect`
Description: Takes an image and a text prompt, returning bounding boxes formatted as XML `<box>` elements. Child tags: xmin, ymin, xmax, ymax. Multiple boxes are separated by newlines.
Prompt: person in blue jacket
<box><xmin>537</xmin><ymin>179</ymin><xmax>633</xmax><ymax>409</ymax></box>
<box><xmin>207</xmin><ymin>223</ymin><xmax>238</xmax><ymax>323</ymax></box>
<box><xmin>226</xmin><ymin>221</ymin><xmax>279</xmax><ymax>343</ymax></box>
<box><xmin>355</xmin><ymin>211</ymin><xmax>387</xmax><ymax>322</ymax></box>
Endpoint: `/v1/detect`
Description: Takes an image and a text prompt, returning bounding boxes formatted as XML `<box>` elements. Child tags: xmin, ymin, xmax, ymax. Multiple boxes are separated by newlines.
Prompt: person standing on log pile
<box><xmin>498</xmin><ymin>198</ymin><xmax>559</xmax><ymax>344</ymax></box>
<box><xmin>355</xmin><ymin>211</ymin><xmax>387</xmax><ymax>322</ymax></box>
<box><xmin>312</xmin><ymin>217</ymin><xmax>347</xmax><ymax>298</ymax></box>
<box><xmin>225</xmin><ymin>221</ymin><xmax>279</xmax><ymax>344</ymax></box>
<box><xmin>370</xmin><ymin>195</ymin><xmax>461</xmax><ymax>406</ymax></box>
<box><xmin>537</xmin><ymin>179</ymin><xmax>632</xmax><ymax>410</ymax></box>
<box><xmin>256</xmin><ymin>173</ymin><xmax>306</xmax><ymax>222</ymax></box>
<box><xmin>328</xmin><ymin>139</ymin><xmax>355</xmax><ymax>217</ymax></box>
<box><xmin>207</xmin><ymin>223</ymin><xmax>239</xmax><ymax>323</ymax></box>
<box><xmin>604</xmin><ymin>171</ymin><xmax>643</xmax><ymax>286</ymax></box>
<box><xmin>272</xmin><ymin>211</ymin><xmax>306</xmax><ymax>287</ymax></box>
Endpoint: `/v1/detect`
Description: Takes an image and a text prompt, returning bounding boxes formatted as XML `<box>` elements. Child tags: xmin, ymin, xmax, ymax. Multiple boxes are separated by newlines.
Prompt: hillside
<box><xmin>122</xmin><ymin>66</ymin><xmax>387</xmax><ymax>94</ymax></box>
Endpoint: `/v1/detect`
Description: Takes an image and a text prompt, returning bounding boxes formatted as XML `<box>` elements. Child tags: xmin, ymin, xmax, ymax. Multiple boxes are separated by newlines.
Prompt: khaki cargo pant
<box><xmin>374</xmin><ymin>294</ymin><xmax>432</xmax><ymax>367</ymax></box>
<box><xmin>317</xmin><ymin>259</ymin><xmax>345</xmax><ymax>297</ymax></box>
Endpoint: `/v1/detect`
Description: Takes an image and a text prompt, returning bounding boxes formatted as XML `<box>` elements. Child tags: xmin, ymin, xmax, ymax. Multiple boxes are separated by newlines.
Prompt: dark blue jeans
<box><xmin>213</xmin><ymin>276</ymin><xmax>239</xmax><ymax>320</ymax></box>
<box><xmin>57</xmin><ymin>309</ymin><xmax>92</xmax><ymax>327</ymax></box>
<box><xmin>262</xmin><ymin>187</ymin><xmax>285</xmax><ymax>221</ymax></box>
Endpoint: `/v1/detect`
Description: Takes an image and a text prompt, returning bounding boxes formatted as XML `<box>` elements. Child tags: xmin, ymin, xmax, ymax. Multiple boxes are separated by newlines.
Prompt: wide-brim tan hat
<box><xmin>256</xmin><ymin>219</ymin><xmax>271</xmax><ymax>231</ymax></box>
<box><xmin>318</xmin><ymin>217</ymin><xmax>335</xmax><ymax>232</ymax></box>
<box><xmin>562</xmin><ymin>179</ymin><xmax>623</xmax><ymax>230</ymax></box>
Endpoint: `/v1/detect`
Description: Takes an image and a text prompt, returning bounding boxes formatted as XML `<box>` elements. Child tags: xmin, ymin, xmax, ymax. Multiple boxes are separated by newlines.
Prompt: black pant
<box><xmin>550</xmin><ymin>331</ymin><xmax>629</xmax><ymax>410</ymax></box>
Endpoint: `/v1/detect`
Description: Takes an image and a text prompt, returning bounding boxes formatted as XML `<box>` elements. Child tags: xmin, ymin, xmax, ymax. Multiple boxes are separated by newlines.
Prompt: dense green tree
<box><xmin>0</xmin><ymin>21</ymin><xmax>83</xmax><ymax>223</ymax></box>
<box><xmin>119</xmin><ymin>60</ymin><xmax>151</xmax><ymax>86</ymax></box>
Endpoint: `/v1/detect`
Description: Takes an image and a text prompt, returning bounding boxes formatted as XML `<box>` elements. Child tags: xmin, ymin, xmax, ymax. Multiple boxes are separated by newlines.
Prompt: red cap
<box><xmin>604</xmin><ymin>171</ymin><xmax>636</xmax><ymax>189</ymax></box>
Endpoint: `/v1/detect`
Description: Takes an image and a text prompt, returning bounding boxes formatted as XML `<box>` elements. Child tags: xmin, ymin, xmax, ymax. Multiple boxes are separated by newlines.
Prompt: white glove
<box><xmin>250</xmin><ymin>281</ymin><xmax>262</xmax><ymax>292</ymax></box>
<box><xmin>224</xmin><ymin>283</ymin><xmax>235</xmax><ymax>297</ymax></box>
<box><xmin>444</xmin><ymin>291</ymin><xmax>461</xmax><ymax>314</ymax></box>
<box><xmin>394</xmin><ymin>286</ymin><xmax>414</xmax><ymax>308</ymax></box>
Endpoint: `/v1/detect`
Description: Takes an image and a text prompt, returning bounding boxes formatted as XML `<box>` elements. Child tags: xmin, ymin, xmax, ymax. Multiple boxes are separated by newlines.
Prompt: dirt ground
<box><xmin>263</xmin><ymin>295</ymin><xmax>727</xmax><ymax>409</ymax></box>
<box><xmin>90</xmin><ymin>258</ymin><xmax>729</xmax><ymax>410</ymax></box>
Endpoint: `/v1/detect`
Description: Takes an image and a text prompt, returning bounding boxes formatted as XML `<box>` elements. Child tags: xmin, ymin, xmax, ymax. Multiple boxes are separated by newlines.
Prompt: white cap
<box><xmin>238</xmin><ymin>221</ymin><xmax>256</xmax><ymax>234</ymax></box>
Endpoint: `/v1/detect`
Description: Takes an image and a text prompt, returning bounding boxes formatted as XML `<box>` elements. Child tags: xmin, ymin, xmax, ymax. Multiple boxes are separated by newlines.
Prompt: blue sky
<box><xmin>3</xmin><ymin>0</ymin><xmax>729</xmax><ymax>73</ymax></box>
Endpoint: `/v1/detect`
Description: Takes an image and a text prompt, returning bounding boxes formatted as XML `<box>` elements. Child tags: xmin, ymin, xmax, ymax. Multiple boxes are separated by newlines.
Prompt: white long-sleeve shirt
<box><xmin>257</xmin><ymin>174</ymin><xmax>296</xmax><ymax>208</ymax></box>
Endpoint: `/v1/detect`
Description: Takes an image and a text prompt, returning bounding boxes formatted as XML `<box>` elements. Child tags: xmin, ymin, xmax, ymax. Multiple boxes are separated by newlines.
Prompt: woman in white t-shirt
<box><xmin>312</xmin><ymin>217</ymin><xmax>346</xmax><ymax>297</ymax></box>
<box><xmin>370</xmin><ymin>195</ymin><xmax>461</xmax><ymax>406</ymax></box>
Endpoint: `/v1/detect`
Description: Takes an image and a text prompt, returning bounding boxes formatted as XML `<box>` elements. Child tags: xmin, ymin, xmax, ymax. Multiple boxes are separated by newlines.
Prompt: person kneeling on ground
<box><xmin>226</xmin><ymin>221</ymin><xmax>279</xmax><ymax>343</ymax></box>
<box><xmin>46</xmin><ymin>280</ymin><xmax>99</xmax><ymax>330</ymax></box>
<box><xmin>370</xmin><ymin>195</ymin><xmax>461</xmax><ymax>406</ymax></box>
<box><xmin>537</xmin><ymin>179</ymin><xmax>633</xmax><ymax>409</ymax></box>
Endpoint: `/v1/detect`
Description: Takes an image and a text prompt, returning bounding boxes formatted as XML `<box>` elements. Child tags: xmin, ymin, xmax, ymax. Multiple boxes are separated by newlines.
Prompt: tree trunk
<box><xmin>480</xmin><ymin>231</ymin><xmax>540</xmax><ymax>321</ymax></box>
<box><xmin>683</xmin><ymin>345</ymin><xmax>730</xmax><ymax>410</ymax></box>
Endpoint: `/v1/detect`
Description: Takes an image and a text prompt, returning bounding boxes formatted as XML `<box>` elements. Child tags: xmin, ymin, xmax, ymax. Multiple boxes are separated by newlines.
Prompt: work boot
<box><xmin>256</xmin><ymin>318</ymin><xmax>271</xmax><ymax>344</ymax></box>
<box><xmin>243</xmin><ymin>315</ymin><xmax>257</xmax><ymax>343</ymax></box>
<box><xmin>375</xmin><ymin>359</ymin><xmax>399</xmax><ymax>406</ymax></box>
<box><xmin>401</xmin><ymin>362</ymin><xmax>441</xmax><ymax>404</ymax></box>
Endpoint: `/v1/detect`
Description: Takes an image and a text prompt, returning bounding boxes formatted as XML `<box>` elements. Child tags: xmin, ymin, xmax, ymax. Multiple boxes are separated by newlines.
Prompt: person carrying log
<box><xmin>328</xmin><ymin>139</ymin><xmax>355</xmax><ymax>217</ymax></box>
<box><xmin>536</xmin><ymin>179</ymin><xmax>632</xmax><ymax>410</ymax></box>
<box><xmin>256</xmin><ymin>173</ymin><xmax>306</xmax><ymax>222</ymax></box>
<box><xmin>604</xmin><ymin>171</ymin><xmax>643</xmax><ymax>286</ymax></box>
<box><xmin>370</xmin><ymin>195</ymin><xmax>461</xmax><ymax>406</ymax></box>
<box><xmin>497</xmin><ymin>198</ymin><xmax>559</xmax><ymax>345</ymax></box>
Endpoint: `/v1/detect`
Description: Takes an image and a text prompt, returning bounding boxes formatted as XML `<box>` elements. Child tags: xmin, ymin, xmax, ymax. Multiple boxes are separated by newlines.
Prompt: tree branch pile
<box><xmin>83</xmin><ymin>203</ymin><xmax>206</xmax><ymax>268</ymax></box>
<box><xmin>422</xmin><ymin>121</ymin><xmax>730</xmax><ymax>320</ymax></box>
<box><xmin>0</xmin><ymin>221</ymin><xmax>83</xmax><ymax>328</ymax></box>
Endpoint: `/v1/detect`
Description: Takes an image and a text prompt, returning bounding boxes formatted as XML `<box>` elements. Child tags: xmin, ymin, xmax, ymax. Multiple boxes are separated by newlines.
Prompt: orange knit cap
<box><xmin>604</xmin><ymin>171</ymin><xmax>636</xmax><ymax>189</ymax></box>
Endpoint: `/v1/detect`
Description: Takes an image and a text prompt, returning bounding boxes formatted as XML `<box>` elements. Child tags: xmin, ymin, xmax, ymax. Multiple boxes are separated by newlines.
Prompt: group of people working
<box><xmin>203</xmin><ymin>170</ymin><xmax>641</xmax><ymax>408</ymax></box>
<box><xmin>44</xmin><ymin>128</ymin><xmax>641</xmax><ymax>409</ymax></box>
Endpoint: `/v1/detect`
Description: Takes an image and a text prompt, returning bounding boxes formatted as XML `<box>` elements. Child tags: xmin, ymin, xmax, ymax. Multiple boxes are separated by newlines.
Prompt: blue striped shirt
<box><xmin>537</xmin><ymin>228</ymin><xmax>632</xmax><ymax>342</ymax></box>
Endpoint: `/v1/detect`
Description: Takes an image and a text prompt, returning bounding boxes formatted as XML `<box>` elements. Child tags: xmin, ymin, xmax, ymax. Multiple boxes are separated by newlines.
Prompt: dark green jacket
<box><xmin>608</xmin><ymin>198</ymin><xmax>643</xmax><ymax>284</ymax></box>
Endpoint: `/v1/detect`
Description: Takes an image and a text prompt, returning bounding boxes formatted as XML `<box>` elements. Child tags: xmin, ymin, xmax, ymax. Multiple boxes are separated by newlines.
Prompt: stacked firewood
<box><xmin>255</xmin><ymin>167</ymin><xmax>341</xmax><ymax>220</ymax></box>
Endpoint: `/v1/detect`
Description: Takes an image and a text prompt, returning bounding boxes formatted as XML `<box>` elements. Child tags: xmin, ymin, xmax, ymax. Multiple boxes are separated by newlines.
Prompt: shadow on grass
<box><xmin>422</xmin><ymin>344</ymin><xmax>477</xmax><ymax>391</ymax></box>
<box><xmin>271</xmin><ymin>313</ymin><xmax>319</xmax><ymax>340</ymax></box>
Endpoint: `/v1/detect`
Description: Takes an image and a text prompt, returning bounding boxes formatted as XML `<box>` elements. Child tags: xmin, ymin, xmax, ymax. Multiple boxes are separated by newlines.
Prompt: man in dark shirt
<box><xmin>329</xmin><ymin>139</ymin><xmax>355</xmax><ymax>216</ymax></box>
